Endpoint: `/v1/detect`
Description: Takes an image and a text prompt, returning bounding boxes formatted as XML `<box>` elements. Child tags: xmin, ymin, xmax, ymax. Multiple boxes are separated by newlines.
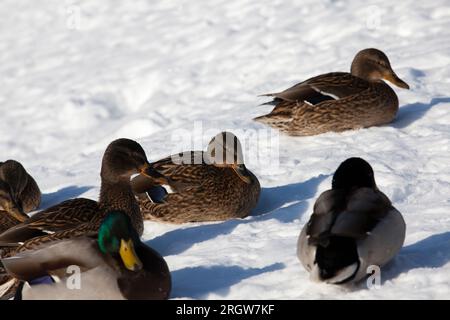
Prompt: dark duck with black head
<box><xmin>297</xmin><ymin>157</ymin><xmax>406</xmax><ymax>284</ymax></box>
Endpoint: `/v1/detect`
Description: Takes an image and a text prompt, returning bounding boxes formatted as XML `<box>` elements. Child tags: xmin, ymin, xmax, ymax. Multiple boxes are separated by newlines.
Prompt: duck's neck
<box><xmin>99</xmin><ymin>178</ymin><xmax>138</xmax><ymax>214</ymax></box>
<box><xmin>350</xmin><ymin>58</ymin><xmax>375</xmax><ymax>81</ymax></box>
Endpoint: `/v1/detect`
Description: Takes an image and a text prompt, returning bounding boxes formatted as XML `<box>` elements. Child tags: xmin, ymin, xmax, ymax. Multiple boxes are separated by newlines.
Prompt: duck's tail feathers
<box><xmin>313</xmin><ymin>236</ymin><xmax>360</xmax><ymax>284</ymax></box>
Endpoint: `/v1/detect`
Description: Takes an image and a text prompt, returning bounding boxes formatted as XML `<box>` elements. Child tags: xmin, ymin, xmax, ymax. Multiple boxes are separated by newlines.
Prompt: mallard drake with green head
<box><xmin>1</xmin><ymin>210</ymin><xmax>171</xmax><ymax>299</ymax></box>
<box><xmin>131</xmin><ymin>132</ymin><xmax>261</xmax><ymax>223</ymax></box>
<box><xmin>255</xmin><ymin>48</ymin><xmax>410</xmax><ymax>136</ymax></box>
<box><xmin>297</xmin><ymin>158</ymin><xmax>406</xmax><ymax>284</ymax></box>
<box><xmin>0</xmin><ymin>160</ymin><xmax>41</xmax><ymax>223</ymax></box>
<box><xmin>0</xmin><ymin>138</ymin><xmax>154</xmax><ymax>254</ymax></box>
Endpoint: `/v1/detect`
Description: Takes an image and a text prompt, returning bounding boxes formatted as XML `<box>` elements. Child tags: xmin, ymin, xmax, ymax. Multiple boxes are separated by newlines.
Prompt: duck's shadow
<box><xmin>381</xmin><ymin>231</ymin><xmax>450</xmax><ymax>283</ymax></box>
<box><xmin>146</xmin><ymin>174</ymin><xmax>327</xmax><ymax>256</ymax></box>
<box><xmin>40</xmin><ymin>185</ymin><xmax>94</xmax><ymax>210</ymax></box>
<box><xmin>252</xmin><ymin>174</ymin><xmax>328</xmax><ymax>217</ymax></box>
<box><xmin>170</xmin><ymin>263</ymin><xmax>285</xmax><ymax>299</ymax></box>
<box><xmin>393</xmin><ymin>97</ymin><xmax>450</xmax><ymax>129</ymax></box>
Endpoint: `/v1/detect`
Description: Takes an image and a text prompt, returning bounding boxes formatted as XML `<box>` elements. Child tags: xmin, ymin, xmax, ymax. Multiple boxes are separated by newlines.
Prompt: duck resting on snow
<box><xmin>255</xmin><ymin>48</ymin><xmax>410</xmax><ymax>136</ymax></box>
<box><xmin>297</xmin><ymin>157</ymin><xmax>406</xmax><ymax>284</ymax></box>
<box><xmin>131</xmin><ymin>131</ymin><xmax>261</xmax><ymax>223</ymax></box>
<box><xmin>0</xmin><ymin>138</ymin><xmax>153</xmax><ymax>257</ymax></box>
<box><xmin>0</xmin><ymin>160</ymin><xmax>41</xmax><ymax>298</ymax></box>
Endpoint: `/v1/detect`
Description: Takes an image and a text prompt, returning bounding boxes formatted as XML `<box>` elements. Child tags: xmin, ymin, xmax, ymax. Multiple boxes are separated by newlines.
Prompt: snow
<box><xmin>1</xmin><ymin>0</ymin><xmax>449</xmax><ymax>299</ymax></box>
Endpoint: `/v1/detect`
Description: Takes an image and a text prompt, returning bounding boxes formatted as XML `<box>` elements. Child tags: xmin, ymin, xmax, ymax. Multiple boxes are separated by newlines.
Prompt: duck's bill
<box><xmin>7</xmin><ymin>203</ymin><xmax>28</xmax><ymax>223</ymax></box>
<box><xmin>139</xmin><ymin>164</ymin><xmax>167</xmax><ymax>185</ymax></box>
<box><xmin>120</xmin><ymin>239</ymin><xmax>143</xmax><ymax>272</ymax></box>
<box><xmin>139</xmin><ymin>162</ymin><xmax>151</xmax><ymax>177</ymax></box>
<box><xmin>384</xmin><ymin>72</ymin><xmax>410</xmax><ymax>89</ymax></box>
<box><xmin>232</xmin><ymin>164</ymin><xmax>252</xmax><ymax>184</ymax></box>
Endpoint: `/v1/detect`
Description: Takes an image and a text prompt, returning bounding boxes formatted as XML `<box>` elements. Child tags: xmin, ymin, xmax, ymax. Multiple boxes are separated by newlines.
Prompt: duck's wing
<box><xmin>260</xmin><ymin>72</ymin><xmax>370</xmax><ymax>105</ymax></box>
<box><xmin>330</xmin><ymin>188</ymin><xmax>392</xmax><ymax>239</ymax></box>
<box><xmin>307</xmin><ymin>188</ymin><xmax>392</xmax><ymax>243</ymax></box>
<box><xmin>133</xmin><ymin>151</ymin><xmax>208</xmax><ymax>193</ymax></box>
<box><xmin>1</xmin><ymin>237</ymin><xmax>102</xmax><ymax>281</ymax></box>
<box><xmin>0</xmin><ymin>198</ymin><xmax>98</xmax><ymax>245</ymax></box>
<box><xmin>0</xmin><ymin>211</ymin><xmax>22</xmax><ymax>234</ymax></box>
<box><xmin>306</xmin><ymin>189</ymin><xmax>347</xmax><ymax>243</ymax></box>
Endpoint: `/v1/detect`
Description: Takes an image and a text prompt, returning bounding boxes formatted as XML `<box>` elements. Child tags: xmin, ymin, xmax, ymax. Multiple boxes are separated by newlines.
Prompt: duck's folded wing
<box><xmin>1</xmin><ymin>238</ymin><xmax>101</xmax><ymax>281</ymax></box>
<box><xmin>0</xmin><ymin>211</ymin><xmax>22</xmax><ymax>234</ymax></box>
<box><xmin>306</xmin><ymin>189</ymin><xmax>347</xmax><ymax>241</ymax></box>
<box><xmin>261</xmin><ymin>72</ymin><xmax>369</xmax><ymax>104</ymax></box>
<box><xmin>330</xmin><ymin>188</ymin><xmax>392</xmax><ymax>239</ymax></box>
<box><xmin>0</xmin><ymin>198</ymin><xmax>98</xmax><ymax>245</ymax></box>
<box><xmin>135</xmin><ymin>151</ymin><xmax>207</xmax><ymax>192</ymax></box>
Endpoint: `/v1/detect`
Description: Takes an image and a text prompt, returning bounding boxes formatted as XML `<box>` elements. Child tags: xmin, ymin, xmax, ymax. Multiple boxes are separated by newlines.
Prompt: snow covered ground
<box><xmin>1</xmin><ymin>0</ymin><xmax>449</xmax><ymax>299</ymax></box>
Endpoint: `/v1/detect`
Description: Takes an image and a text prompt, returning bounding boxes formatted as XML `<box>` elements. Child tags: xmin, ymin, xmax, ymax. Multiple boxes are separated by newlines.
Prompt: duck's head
<box><xmin>101</xmin><ymin>138</ymin><xmax>152</xmax><ymax>182</ymax></box>
<box><xmin>350</xmin><ymin>48</ymin><xmax>409</xmax><ymax>89</ymax></box>
<box><xmin>98</xmin><ymin>210</ymin><xmax>143</xmax><ymax>271</ymax></box>
<box><xmin>0</xmin><ymin>180</ymin><xmax>27</xmax><ymax>222</ymax></box>
<box><xmin>205</xmin><ymin>132</ymin><xmax>252</xmax><ymax>184</ymax></box>
<box><xmin>332</xmin><ymin>157</ymin><xmax>377</xmax><ymax>190</ymax></box>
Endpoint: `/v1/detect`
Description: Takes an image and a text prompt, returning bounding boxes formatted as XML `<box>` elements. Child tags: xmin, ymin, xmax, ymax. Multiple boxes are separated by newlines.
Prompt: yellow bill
<box><xmin>119</xmin><ymin>239</ymin><xmax>143</xmax><ymax>271</ymax></box>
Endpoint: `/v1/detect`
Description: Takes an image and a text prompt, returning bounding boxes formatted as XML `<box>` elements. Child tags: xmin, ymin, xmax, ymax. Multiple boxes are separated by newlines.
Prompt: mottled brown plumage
<box><xmin>0</xmin><ymin>160</ymin><xmax>41</xmax><ymax>222</ymax></box>
<box><xmin>132</xmin><ymin>132</ymin><xmax>261</xmax><ymax>223</ymax></box>
<box><xmin>0</xmin><ymin>160</ymin><xmax>41</xmax><ymax>299</ymax></box>
<box><xmin>255</xmin><ymin>48</ymin><xmax>410</xmax><ymax>136</ymax></box>
<box><xmin>0</xmin><ymin>208</ymin><xmax>22</xmax><ymax>300</ymax></box>
<box><xmin>0</xmin><ymin>138</ymin><xmax>152</xmax><ymax>256</ymax></box>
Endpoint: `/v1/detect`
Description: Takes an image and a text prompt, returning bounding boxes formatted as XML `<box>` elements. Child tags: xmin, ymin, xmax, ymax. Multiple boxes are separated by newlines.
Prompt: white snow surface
<box><xmin>1</xmin><ymin>0</ymin><xmax>450</xmax><ymax>299</ymax></box>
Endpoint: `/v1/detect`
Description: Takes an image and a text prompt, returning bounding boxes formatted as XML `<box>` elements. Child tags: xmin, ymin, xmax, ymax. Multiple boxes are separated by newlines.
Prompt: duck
<box><xmin>0</xmin><ymin>138</ymin><xmax>154</xmax><ymax>255</ymax></box>
<box><xmin>0</xmin><ymin>160</ymin><xmax>41</xmax><ymax>299</ymax></box>
<box><xmin>0</xmin><ymin>160</ymin><xmax>41</xmax><ymax>223</ymax></box>
<box><xmin>1</xmin><ymin>210</ymin><xmax>171</xmax><ymax>300</ymax></box>
<box><xmin>297</xmin><ymin>157</ymin><xmax>406</xmax><ymax>284</ymax></box>
<box><xmin>255</xmin><ymin>48</ymin><xmax>410</xmax><ymax>136</ymax></box>
<box><xmin>131</xmin><ymin>132</ymin><xmax>261</xmax><ymax>223</ymax></box>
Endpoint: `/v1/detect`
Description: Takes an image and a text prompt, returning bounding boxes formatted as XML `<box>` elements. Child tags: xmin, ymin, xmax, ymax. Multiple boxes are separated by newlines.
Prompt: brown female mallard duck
<box><xmin>0</xmin><ymin>160</ymin><xmax>41</xmax><ymax>298</ymax></box>
<box><xmin>131</xmin><ymin>132</ymin><xmax>261</xmax><ymax>223</ymax></box>
<box><xmin>0</xmin><ymin>160</ymin><xmax>41</xmax><ymax>223</ymax></box>
<box><xmin>1</xmin><ymin>210</ymin><xmax>171</xmax><ymax>300</ymax></box>
<box><xmin>255</xmin><ymin>48</ymin><xmax>410</xmax><ymax>136</ymax></box>
<box><xmin>0</xmin><ymin>138</ymin><xmax>154</xmax><ymax>254</ymax></box>
<box><xmin>297</xmin><ymin>158</ymin><xmax>406</xmax><ymax>284</ymax></box>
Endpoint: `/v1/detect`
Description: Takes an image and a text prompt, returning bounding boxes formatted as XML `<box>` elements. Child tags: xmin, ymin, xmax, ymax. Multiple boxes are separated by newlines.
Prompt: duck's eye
<box><xmin>375</xmin><ymin>60</ymin><xmax>388</xmax><ymax>68</ymax></box>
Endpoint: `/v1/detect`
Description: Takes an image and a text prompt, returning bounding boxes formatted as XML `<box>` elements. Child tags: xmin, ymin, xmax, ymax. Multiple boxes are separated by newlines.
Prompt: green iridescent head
<box><xmin>98</xmin><ymin>211</ymin><xmax>143</xmax><ymax>271</ymax></box>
